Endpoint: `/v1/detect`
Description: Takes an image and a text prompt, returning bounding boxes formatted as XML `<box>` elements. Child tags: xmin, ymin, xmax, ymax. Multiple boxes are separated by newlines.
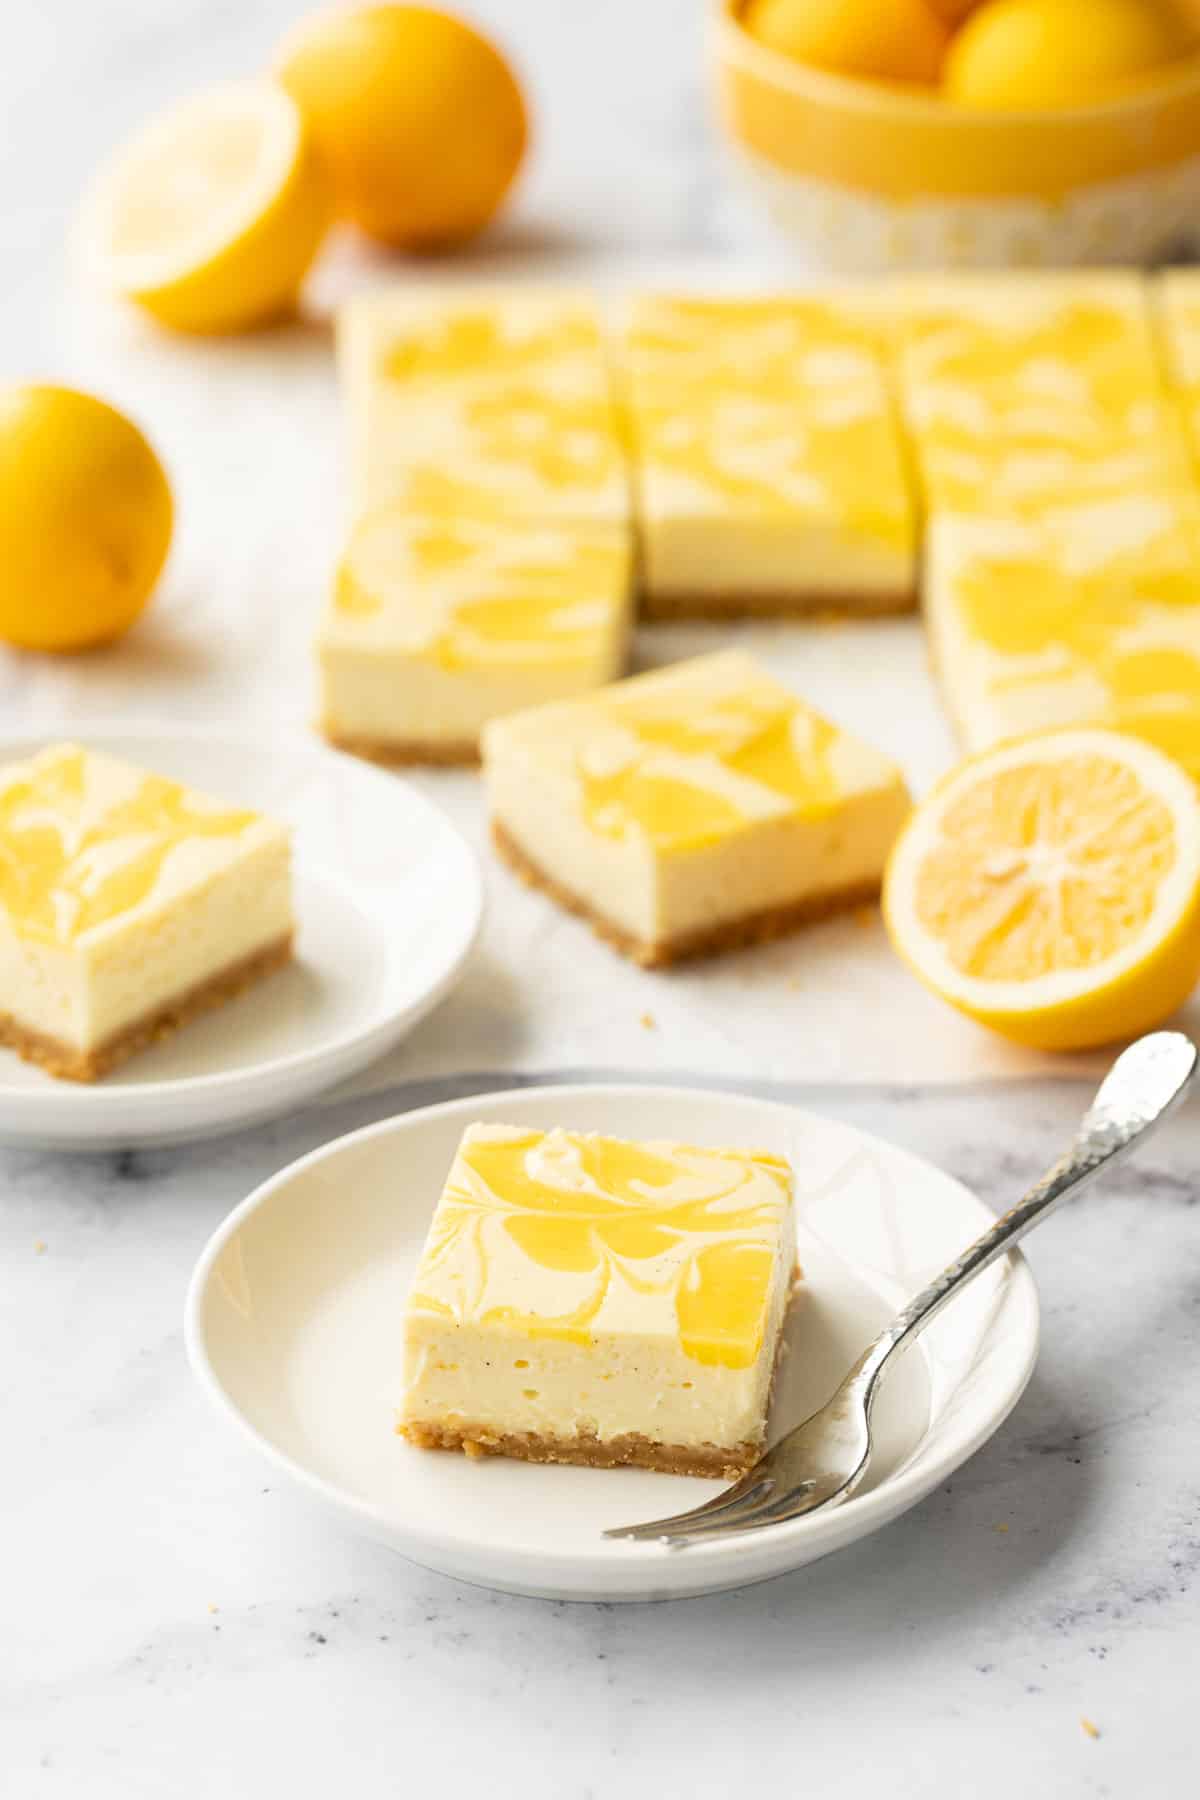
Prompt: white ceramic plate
<box><xmin>0</xmin><ymin>725</ymin><xmax>483</xmax><ymax>1151</ymax></box>
<box><xmin>186</xmin><ymin>1083</ymin><xmax>1039</xmax><ymax>1602</ymax></box>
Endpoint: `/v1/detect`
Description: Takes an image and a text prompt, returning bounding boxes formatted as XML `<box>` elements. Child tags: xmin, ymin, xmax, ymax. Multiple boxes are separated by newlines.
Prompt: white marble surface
<box><xmin>3</xmin><ymin>3</ymin><xmax>1200</xmax><ymax>1795</ymax></box>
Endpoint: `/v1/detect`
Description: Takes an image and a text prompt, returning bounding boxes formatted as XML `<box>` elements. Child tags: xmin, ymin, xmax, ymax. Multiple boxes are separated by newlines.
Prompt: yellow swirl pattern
<box><xmin>0</xmin><ymin>744</ymin><xmax>261</xmax><ymax>945</ymax></box>
<box><xmin>900</xmin><ymin>287</ymin><xmax>1191</xmax><ymax>512</ymax></box>
<box><xmin>346</xmin><ymin>294</ymin><xmax>628</xmax><ymax>527</ymax></box>
<box><xmin>1159</xmin><ymin>271</ymin><xmax>1200</xmax><ymax>483</ymax></box>
<box><xmin>905</xmin><ymin>279</ymin><xmax>1200</xmax><ymax>782</ymax></box>
<box><xmin>331</xmin><ymin>513</ymin><xmax>628</xmax><ymax>671</ymax></box>
<box><xmin>579</xmin><ymin>675</ymin><xmax>840</xmax><ymax>851</ymax></box>
<box><xmin>932</xmin><ymin>500</ymin><xmax>1200</xmax><ymax>781</ymax></box>
<box><xmin>408</xmin><ymin>1126</ymin><xmax>793</xmax><ymax>1369</ymax></box>
<box><xmin>622</xmin><ymin>295</ymin><xmax>913</xmax><ymax>551</ymax></box>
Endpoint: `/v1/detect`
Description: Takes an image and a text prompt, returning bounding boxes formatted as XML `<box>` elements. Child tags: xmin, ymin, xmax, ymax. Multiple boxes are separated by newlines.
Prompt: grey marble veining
<box><xmin>3</xmin><ymin>1071</ymin><xmax>1198</xmax><ymax>1798</ymax></box>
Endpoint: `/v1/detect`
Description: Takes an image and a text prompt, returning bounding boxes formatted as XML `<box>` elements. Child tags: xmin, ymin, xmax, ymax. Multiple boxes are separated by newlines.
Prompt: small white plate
<box><xmin>186</xmin><ymin>1083</ymin><xmax>1039</xmax><ymax>1602</ymax></box>
<box><xmin>0</xmin><ymin>725</ymin><xmax>483</xmax><ymax>1151</ymax></box>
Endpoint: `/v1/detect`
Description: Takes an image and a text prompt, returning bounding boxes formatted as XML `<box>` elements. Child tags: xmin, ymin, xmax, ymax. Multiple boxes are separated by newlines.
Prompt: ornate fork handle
<box><xmin>606</xmin><ymin>1032</ymin><xmax>1196</xmax><ymax>1548</ymax></box>
<box><xmin>856</xmin><ymin>1044</ymin><xmax>1194</xmax><ymax>1404</ymax></box>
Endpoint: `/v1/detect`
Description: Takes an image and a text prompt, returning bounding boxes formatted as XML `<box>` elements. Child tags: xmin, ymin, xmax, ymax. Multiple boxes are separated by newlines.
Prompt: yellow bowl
<box><xmin>715</xmin><ymin>0</ymin><xmax>1200</xmax><ymax>271</ymax></box>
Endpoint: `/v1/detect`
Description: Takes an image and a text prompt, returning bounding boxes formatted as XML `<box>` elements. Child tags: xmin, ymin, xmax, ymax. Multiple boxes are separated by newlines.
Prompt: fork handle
<box><xmin>855</xmin><ymin>1033</ymin><xmax>1196</xmax><ymax>1400</ymax></box>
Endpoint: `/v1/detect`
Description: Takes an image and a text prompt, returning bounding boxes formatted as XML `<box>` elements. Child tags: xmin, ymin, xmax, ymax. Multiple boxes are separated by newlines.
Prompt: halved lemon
<box><xmin>79</xmin><ymin>82</ymin><xmax>330</xmax><ymax>334</ymax></box>
<box><xmin>883</xmin><ymin>729</ymin><xmax>1200</xmax><ymax>1051</ymax></box>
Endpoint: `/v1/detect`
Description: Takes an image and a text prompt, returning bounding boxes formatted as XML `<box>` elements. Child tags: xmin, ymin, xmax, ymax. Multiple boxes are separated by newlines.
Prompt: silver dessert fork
<box><xmin>605</xmin><ymin>1030</ymin><xmax>1196</xmax><ymax>1549</ymax></box>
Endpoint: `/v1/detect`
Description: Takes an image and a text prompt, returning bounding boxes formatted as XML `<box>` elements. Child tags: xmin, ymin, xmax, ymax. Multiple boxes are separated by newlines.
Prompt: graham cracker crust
<box><xmin>492</xmin><ymin>819</ymin><xmax>882</xmax><ymax>968</ymax></box>
<box><xmin>0</xmin><ymin>932</ymin><xmax>294</xmax><ymax>1084</ymax></box>
<box><xmin>399</xmin><ymin>1420</ymin><xmax>759</xmax><ymax>1481</ymax></box>
<box><xmin>320</xmin><ymin>726</ymin><xmax>480</xmax><ymax>768</ymax></box>
<box><xmin>641</xmin><ymin>587</ymin><xmax>917</xmax><ymax>621</ymax></box>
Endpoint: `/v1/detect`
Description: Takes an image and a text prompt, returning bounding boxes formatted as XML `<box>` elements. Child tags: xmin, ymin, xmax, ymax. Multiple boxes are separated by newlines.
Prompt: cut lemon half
<box><xmin>79</xmin><ymin>82</ymin><xmax>330</xmax><ymax>334</ymax></box>
<box><xmin>883</xmin><ymin>729</ymin><xmax>1200</xmax><ymax>1051</ymax></box>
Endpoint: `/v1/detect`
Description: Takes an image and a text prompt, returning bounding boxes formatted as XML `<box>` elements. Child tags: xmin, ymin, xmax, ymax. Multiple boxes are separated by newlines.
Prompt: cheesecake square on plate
<box><xmin>338</xmin><ymin>286</ymin><xmax>630</xmax><ymax>531</ymax></box>
<box><xmin>400</xmin><ymin>1123</ymin><xmax>798</xmax><ymax>1478</ymax></box>
<box><xmin>317</xmin><ymin>512</ymin><xmax>632</xmax><ymax>765</ymax></box>
<box><xmin>483</xmin><ymin>650</ymin><xmax>911</xmax><ymax>966</ymax></box>
<box><xmin>618</xmin><ymin>293</ymin><xmax>916</xmax><ymax>617</ymax></box>
<box><xmin>0</xmin><ymin>743</ymin><xmax>293</xmax><ymax>1082</ymax></box>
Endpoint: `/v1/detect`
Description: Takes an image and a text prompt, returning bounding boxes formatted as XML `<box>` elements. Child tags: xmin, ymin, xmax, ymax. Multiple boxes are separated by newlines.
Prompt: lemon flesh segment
<box><xmin>81</xmin><ymin>82</ymin><xmax>329</xmax><ymax>333</ymax></box>
<box><xmin>883</xmin><ymin>729</ymin><xmax>1200</xmax><ymax>1050</ymax></box>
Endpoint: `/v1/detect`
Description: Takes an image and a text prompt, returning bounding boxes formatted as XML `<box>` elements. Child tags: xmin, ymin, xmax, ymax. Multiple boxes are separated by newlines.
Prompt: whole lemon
<box><xmin>746</xmin><ymin>0</ymin><xmax>951</xmax><ymax>86</ymax></box>
<box><xmin>276</xmin><ymin>5</ymin><xmax>528</xmax><ymax>249</ymax></box>
<box><xmin>1166</xmin><ymin>0</ymin><xmax>1200</xmax><ymax>36</ymax></box>
<box><xmin>0</xmin><ymin>387</ymin><xmax>172</xmax><ymax>653</ymax></box>
<box><xmin>926</xmin><ymin>0</ymin><xmax>983</xmax><ymax>20</ymax></box>
<box><xmin>944</xmin><ymin>0</ymin><xmax>1187</xmax><ymax>107</ymax></box>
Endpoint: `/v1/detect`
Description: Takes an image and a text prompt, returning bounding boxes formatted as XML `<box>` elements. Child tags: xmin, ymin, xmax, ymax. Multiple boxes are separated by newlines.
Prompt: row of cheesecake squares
<box><xmin>0</xmin><ymin>732</ymin><xmax>804</xmax><ymax>1476</ymax></box>
<box><xmin>317</xmin><ymin>272</ymin><xmax>1200</xmax><ymax>777</ymax></box>
<box><xmin>0</xmin><ymin>648</ymin><xmax>904</xmax><ymax>1083</ymax></box>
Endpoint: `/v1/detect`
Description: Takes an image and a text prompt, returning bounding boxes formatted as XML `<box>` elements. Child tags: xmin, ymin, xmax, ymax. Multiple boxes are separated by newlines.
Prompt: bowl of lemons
<box><xmin>715</xmin><ymin>0</ymin><xmax>1200</xmax><ymax>269</ymax></box>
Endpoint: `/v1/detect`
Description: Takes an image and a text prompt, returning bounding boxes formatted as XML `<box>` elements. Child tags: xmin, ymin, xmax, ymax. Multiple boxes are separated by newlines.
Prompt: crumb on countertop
<box><xmin>208</xmin><ymin>1603</ymin><xmax>219</xmax><ymax>1615</ymax></box>
<box><xmin>1081</xmin><ymin>1717</ymin><xmax>1100</xmax><ymax>1740</ymax></box>
<box><xmin>33</xmin><ymin>1240</ymin><xmax>47</xmax><ymax>1255</ymax></box>
<box><xmin>995</xmin><ymin>1522</ymin><xmax>1009</xmax><ymax>1533</ymax></box>
<box><xmin>639</xmin><ymin>1012</ymin><xmax>656</xmax><ymax>1030</ymax></box>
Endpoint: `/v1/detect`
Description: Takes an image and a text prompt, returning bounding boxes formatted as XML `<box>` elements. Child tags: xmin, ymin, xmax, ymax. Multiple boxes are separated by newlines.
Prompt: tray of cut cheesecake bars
<box><xmin>9</xmin><ymin>270</ymin><xmax>1200</xmax><ymax>1593</ymax></box>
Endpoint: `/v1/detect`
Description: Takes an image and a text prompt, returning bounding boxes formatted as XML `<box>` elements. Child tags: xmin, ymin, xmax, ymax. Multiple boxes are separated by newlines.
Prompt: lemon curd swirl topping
<box><xmin>578</xmin><ymin>681</ymin><xmax>841</xmax><ymax>852</ymax></box>
<box><xmin>334</xmin><ymin>516</ymin><xmax>623</xmax><ymax>670</ymax></box>
<box><xmin>409</xmin><ymin>1130</ymin><xmax>793</xmax><ymax>1368</ymax></box>
<box><xmin>948</xmin><ymin>501</ymin><xmax>1200</xmax><ymax>780</ymax></box>
<box><xmin>627</xmin><ymin>297</ymin><xmax>911</xmax><ymax>548</ymax></box>
<box><xmin>381</xmin><ymin>308</ymin><xmax>601</xmax><ymax>385</ymax></box>
<box><xmin>373</xmin><ymin>305</ymin><xmax>622</xmax><ymax>513</ymax></box>
<box><xmin>0</xmin><ymin>747</ymin><xmax>259</xmax><ymax>945</ymax></box>
<box><xmin>903</xmin><ymin>299</ymin><xmax>1188</xmax><ymax>510</ymax></box>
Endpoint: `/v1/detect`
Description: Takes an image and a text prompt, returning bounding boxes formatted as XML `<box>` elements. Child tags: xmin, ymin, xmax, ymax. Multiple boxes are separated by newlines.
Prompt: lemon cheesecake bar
<box><xmin>1157</xmin><ymin>270</ymin><xmax>1200</xmax><ymax>475</ymax></box>
<box><xmin>619</xmin><ymin>294</ymin><xmax>916</xmax><ymax>616</ymax></box>
<box><xmin>896</xmin><ymin>273</ymin><xmax>1191</xmax><ymax>514</ymax></box>
<box><xmin>400</xmin><ymin>1124</ymin><xmax>798</xmax><ymax>1477</ymax></box>
<box><xmin>317</xmin><ymin>512</ymin><xmax>632</xmax><ymax>764</ymax></box>
<box><xmin>925</xmin><ymin>496</ymin><xmax>1200</xmax><ymax>780</ymax></box>
<box><xmin>483</xmin><ymin>650</ymin><xmax>911</xmax><ymax>966</ymax></box>
<box><xmin>338</xmin><ymin>287</ymin><xmax>629</xmax><ymax>529</ymax></box>
<box><xmin>0</xmin><ymin>743</ymin><xmax>293</xmax><ymax>1081</ymax></box>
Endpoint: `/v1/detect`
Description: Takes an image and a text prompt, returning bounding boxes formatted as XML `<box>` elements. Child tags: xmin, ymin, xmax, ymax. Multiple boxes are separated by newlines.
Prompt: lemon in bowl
<box><xmin>944</xmin><ymin>0</ymin><xmax>1190</xmax><ymax>108</ymax></box>
<box><xmin>79</xmin><ymin>82</ymin><xmax>330</xmax><ymax>333</ymax></box>
<box><xmin>276</xmin><ymin>4</ymin><xmax>528</xmax><ymax>250</ymax></box>
<box><xmin>716</xmin><ymin>0</ymin><xmax>1200</xmax><ymax>269</ymax></box>
<box><xmin>0</xmin><ymin>386</ymin><xmax>173</xmax><ymax>653</ymax></box>
<box><xmin>745</xmin><ymin>0</ymin><xmax>950</xmax><ymax>84</ymax></box>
